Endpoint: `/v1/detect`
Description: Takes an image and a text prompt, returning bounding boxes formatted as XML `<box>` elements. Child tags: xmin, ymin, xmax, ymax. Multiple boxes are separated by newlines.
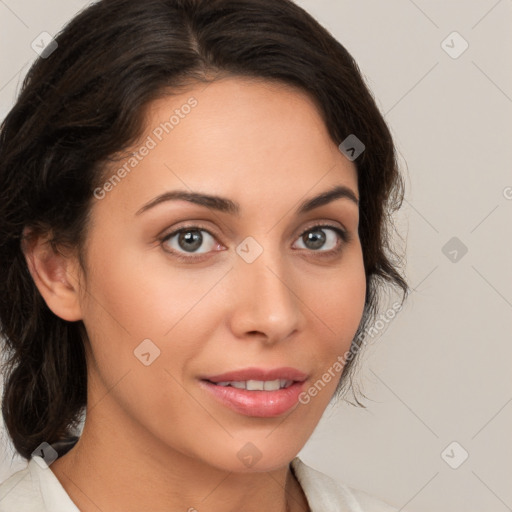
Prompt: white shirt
<box><xmin>0</xmin><ymin>455</ymin><xmax>401</xmax><ymax>511</ymax></box>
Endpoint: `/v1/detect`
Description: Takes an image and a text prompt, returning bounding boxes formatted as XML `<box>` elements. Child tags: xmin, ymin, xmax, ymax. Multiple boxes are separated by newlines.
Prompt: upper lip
<box><xmin>202</xmin><ymin>367</ymin><xmax>308</xmax><ymax>383</ymax></box>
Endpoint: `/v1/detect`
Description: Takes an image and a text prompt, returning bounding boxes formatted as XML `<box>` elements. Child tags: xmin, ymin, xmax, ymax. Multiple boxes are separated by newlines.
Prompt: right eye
<box><xmin>161</xmin><ymin>225</ymin><xmax>223</xmax><ymax>261</ymax></box>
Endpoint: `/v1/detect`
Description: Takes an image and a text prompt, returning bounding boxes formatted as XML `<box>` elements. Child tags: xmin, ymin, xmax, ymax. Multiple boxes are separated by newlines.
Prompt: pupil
<box><xmin>179</xmin><ymin>230</ymin><xmax>202</xmax><ymax>252</ymax></box>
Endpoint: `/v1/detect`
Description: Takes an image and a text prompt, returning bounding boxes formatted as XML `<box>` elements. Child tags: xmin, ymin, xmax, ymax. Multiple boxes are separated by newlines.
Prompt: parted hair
<box><xmin>0</xmin><ymin>0</ymin><xmax>408</xmax><ymax>459</ymax></box>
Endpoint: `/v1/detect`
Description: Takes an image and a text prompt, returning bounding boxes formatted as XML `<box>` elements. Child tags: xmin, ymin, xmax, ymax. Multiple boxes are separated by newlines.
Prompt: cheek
<box><xmin>318</xmin><ymin>250</ymin><xmax>366</xmax><ymax>336</ymax></box>
<box><xmin>78</xmin><ymin>238</ymin><xmax>227</xmax><ymax>390</ymax></box>
<box><xmin>295</xmin><ymin>259</ymin><xmax>366</xmax><ymax>415</ymax></box>
<box><xmin>81</xmin><ymin>237</ymin><xmax>216</xmax><ymax>336</ymax></box>
<box><xmin>78</xmin><ymin>246</ymin><xmax>211</xmax><ymax>442</ymax></box>
<box><xmin>306</xmin><ymin>249</ymin><xmax>366</xmax><ymax>381</ymax></box>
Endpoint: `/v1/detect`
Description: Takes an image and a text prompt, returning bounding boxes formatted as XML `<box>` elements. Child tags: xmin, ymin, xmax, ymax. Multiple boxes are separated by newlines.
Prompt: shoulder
<box><xmin>0</xmin><ymin>461</ymin><xmax>42</xmax><ymax>512</ymax></box>
<box><xmin>0</xmin><ymin>457</ymin><xmax>79</xmax><ymax>512</ymax></box>
<box><xmin>291</xmin><ymin>457</ymin><xmax>403</xmax><ymax>512</ymax></box>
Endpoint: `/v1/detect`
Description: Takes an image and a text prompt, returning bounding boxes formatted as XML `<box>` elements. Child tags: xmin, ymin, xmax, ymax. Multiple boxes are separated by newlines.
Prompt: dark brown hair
<box><xmin>0</xmin><ymin>0</ymin><xmax>407</xmax><ymax>460</ymax></box>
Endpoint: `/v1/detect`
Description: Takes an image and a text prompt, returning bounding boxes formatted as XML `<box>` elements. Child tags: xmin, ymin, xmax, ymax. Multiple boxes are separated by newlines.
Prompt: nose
<box><xmin>226</xmin><ymin>243</ymin><xmax>303</xmax><ymax>345</ymax></box>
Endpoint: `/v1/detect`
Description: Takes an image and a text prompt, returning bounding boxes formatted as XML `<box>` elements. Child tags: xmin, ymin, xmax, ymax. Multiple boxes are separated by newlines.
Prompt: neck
<box><xmin>50</xmin><ymin>415</ymin><xmax>309</xmax><ymax>512</ymax></box>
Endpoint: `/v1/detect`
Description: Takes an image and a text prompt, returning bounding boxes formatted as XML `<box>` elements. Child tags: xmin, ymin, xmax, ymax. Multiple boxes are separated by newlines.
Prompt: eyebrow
<box><xmin>135</xmin><ymin>184</ymin><xmax>359</xmax><ymax>217</ymax></box>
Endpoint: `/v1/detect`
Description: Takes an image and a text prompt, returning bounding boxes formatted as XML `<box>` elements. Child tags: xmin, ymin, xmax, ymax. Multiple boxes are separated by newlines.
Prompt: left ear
<box><xmin>21</xmin><ymin>229</ymin><xmax>84</xmax><ymax>322</ymax></box>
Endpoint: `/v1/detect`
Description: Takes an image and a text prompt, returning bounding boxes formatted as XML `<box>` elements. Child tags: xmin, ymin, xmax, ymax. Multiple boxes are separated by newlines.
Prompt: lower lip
<box><xmin>200</xmin><ymin>380</ymin><xmax>305</xmax><ymax>417</ymax></box>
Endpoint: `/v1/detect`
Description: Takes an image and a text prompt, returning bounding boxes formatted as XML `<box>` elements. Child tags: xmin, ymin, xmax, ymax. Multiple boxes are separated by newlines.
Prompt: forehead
<box><xmin>96</xmin><ymin>77</ymin><xmax>358</xmax><ymax>216</ymax></box>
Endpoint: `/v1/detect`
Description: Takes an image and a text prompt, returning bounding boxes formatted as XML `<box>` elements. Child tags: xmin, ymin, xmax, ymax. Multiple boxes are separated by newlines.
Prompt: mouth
<box><xmin>199</xmin><ymin>367</ymin><xmax>308</xmax><ymax>417</ymax></box>
<box><xmin>211</xmin><ymin>379</ymin><xmax>294</xmax><ymax>391</ymax></box>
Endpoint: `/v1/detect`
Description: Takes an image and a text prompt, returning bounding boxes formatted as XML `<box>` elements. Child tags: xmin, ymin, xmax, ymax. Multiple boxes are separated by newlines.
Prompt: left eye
<box><xmin>293</xmin><ymin>225</ymin><xmax>345</xmax><ymax>252</ymax></box>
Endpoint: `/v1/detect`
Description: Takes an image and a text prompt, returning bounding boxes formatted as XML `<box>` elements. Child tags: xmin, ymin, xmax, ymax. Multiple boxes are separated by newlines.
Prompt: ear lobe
<box><xmin>22</xmin><ymin>231</ymin><xmax>83</xmax><ymax>322</ymax></box>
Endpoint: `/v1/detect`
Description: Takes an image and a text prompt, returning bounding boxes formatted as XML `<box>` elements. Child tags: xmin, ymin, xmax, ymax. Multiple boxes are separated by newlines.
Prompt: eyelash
<box><xmin>160</xmin><ymin>223</ymin><xmax>351</xmax><ymax>262</ymax></box>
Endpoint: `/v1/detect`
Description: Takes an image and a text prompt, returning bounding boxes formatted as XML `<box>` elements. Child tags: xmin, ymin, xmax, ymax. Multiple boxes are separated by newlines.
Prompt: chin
<box><xmin>198</xmin><ymin>431</ymin><xmax>309</xmax><ymax>474</ymax></box>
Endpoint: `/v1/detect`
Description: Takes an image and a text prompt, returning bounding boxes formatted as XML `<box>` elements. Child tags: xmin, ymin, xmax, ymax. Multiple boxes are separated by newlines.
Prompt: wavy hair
<box><xmin>0</xmin><ymin>0</ymin><xmax>408</xmax><ymax>459</ymax></box>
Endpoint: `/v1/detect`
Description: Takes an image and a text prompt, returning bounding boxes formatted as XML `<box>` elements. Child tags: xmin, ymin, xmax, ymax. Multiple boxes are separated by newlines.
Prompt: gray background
<box><xmin>1</xmin><ymin>1</ymin><xmax>511</xmax><ymax>511</ymax></box>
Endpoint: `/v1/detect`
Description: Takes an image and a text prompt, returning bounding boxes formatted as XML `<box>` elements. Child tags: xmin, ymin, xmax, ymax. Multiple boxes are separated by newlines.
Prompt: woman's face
<box><xmin>76</xmin><ymin>77</ymin><xmax>366</xmax><ymax>472</ymax></box>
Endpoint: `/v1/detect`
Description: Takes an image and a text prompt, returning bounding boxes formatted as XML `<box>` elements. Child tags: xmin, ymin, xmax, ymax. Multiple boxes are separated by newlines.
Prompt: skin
<box><xmin>25</xmin><ymin>77</ymin><xmax>366</xmax><ymax>512</ymax></box>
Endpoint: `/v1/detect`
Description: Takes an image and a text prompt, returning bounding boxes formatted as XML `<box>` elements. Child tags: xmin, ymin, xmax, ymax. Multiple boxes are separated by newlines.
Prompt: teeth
<box><xmin>263</xmin><ymin>380</ymin><xmax>280</xmax><ymax>391</ymax></box>
<box><xmin>213</xmin><ymin>379</ymin><xmax>293</xmax><ymax>390</ymax></box>
<box><xmin>245</xmin><ymin>379</ymin><xmax>262</xmax><ymax>390</ymax></box>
